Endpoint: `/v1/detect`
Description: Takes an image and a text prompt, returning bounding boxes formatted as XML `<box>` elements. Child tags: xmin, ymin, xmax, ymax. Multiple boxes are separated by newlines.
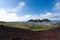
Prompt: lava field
<box><xmin>0</xmin><ymin>25</ymin><xmax>60</xmax><ymax>40</ymax></box>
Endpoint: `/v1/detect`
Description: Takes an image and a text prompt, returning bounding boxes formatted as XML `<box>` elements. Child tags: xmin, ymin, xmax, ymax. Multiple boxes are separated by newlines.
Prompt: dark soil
<box><xmin>0</xmin><ymin>25</ymin><xmax>60</xmax><ymax>40</ymax></box>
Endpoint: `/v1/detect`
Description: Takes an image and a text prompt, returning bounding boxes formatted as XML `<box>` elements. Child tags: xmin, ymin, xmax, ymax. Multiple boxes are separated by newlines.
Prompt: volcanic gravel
<box><xmin>0</xmin><ymin>25</ymin><xmax>60</xmax><ymax>40</ymax></box>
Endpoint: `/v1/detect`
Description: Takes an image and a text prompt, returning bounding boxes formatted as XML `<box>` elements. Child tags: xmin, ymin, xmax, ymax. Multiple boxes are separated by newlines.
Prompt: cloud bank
<box><xmin>0</xmin><ymin>1</ymin><xmax>60</xmax><ymax>22</ymax></box>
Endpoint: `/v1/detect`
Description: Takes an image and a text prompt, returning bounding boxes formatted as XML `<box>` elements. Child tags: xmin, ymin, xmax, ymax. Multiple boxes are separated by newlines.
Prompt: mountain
<box><xmin>28</xmin><ymin>19</ymin><xmax>51</xmax><ymax>22</ymax></box>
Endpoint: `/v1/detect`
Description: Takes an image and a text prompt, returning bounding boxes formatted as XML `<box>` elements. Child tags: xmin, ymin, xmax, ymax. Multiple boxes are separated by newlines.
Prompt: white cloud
<box><xmin>0</xmin><ymin>2</ymin><xmax>32</xmax><ymax>22</ymax></box>
<box><xmin>0</xmin><ymin>9</ymin><xmax>19</xmax><ymax>22</ymax></box>
<box><xmin>39</xmin><ymin>12</ymin><xmax>60</xmax><ymax>20</ymax></box>
<box><xmin>53</xmin><ymin>2</ymin><xmax>60</xmax><ymax>10</ymax></box>
<box><xmin>29</xmin><ymin>12</ymin><xmax>60</xmax><ymax>20</ymax></box>
<box><xmin>23</xmin><ymin>11</ymin><xmax>60</xmax><ymax>21</ymax></box>
<box><xmin>0</xmin><ymin>9</ymin><xmax>32</xmax><ymax>22</ymax></box>
<box><xmin>19</xmin><ymin>2</ymin><xmax>25</xmax><ymax>7</ymax></box>
<box><xmin>6</xmin><ymin>2</ymin><xmax>25</xmax><ymax>12</ymax></box>
<box><xmin>0</xmin><ymin>8</ymin><xmax>60</xmax><ymax>22</ymax></box>
<box><xmin>45</xmin><ymin>1</ymin><xmax>60</xmax><ymax>20</ymax></box>
<box><xmin>27</xmin><ymin>1</ymin><xmax>60</xmax><ymax>21</ymax></box>
<box><xmin>0</xmin><ymin>1</ymin><xmax>60</xmax><ymax>22</ymax></box>
<box><xmin>19</xmin><ymin>15</ymin><xmax>32</xmax><ymax>21</ymax></box>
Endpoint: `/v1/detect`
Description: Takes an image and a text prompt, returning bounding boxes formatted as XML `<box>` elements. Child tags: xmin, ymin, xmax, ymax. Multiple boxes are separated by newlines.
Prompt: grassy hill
<box><xmin>0</xmin><ymin>24</ymin><xmax>60</xmax><ymax>40</ymax></box>
<box><xmin>0</xmin><ymin>21</ymin><xmax>59</xmax><ymax>31</ymax></box>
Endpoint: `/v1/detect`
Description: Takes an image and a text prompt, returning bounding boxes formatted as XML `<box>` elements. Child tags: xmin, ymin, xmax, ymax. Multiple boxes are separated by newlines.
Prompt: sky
<box><xmin>0</xmin><ymin>0</ymin><xmax>60</xmax><ymax>22</ymax></box>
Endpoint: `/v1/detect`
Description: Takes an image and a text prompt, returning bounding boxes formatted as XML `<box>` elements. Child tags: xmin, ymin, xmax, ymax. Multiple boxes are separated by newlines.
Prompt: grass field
<box><xmin>0</xmin><ymin>21</ymin><xmax>59</xmax><ymax>31</ymax></box>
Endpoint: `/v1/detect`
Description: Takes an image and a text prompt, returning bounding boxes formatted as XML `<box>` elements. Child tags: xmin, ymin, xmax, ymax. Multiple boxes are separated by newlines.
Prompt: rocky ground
<box><xmin>0</xmin><ymin>25</ymin><xmax>60</xmax><ymax>40</ymax></box>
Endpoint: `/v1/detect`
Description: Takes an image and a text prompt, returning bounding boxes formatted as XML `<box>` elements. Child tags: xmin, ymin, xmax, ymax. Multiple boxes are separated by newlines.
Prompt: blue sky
<box><xmin>0</xmin><ymin>0</ymin><xmax>60</xmax><ymax>22</ymax></box>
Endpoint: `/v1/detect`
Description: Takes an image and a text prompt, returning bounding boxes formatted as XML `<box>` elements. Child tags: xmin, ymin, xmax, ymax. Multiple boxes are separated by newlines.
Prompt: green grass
<box><xmin>0</xmin><ymin>22</ymin><xmax>29</xmax><ymax>29</ymax></box>
<box><xmin>28</xmin><ymin>26</ymin><xmax>54</xmax><ymax>31</ymax></box>
<box><xmin>0</xmin><ymin>22</ymin><xmax>58</xmax><ymax>31</ymax></box>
